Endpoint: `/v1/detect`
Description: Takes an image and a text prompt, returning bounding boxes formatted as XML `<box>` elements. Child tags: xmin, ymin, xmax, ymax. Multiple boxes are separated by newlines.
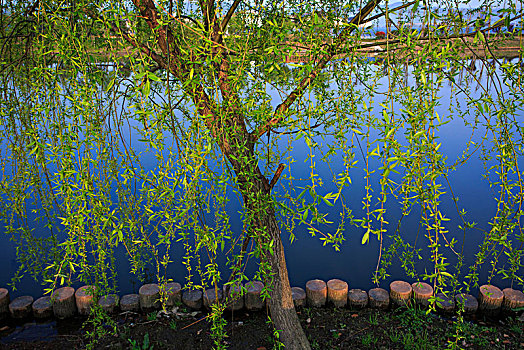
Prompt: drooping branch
<box><xmin>251</xmin><ymin>0</ymin><xmax>383</xmax><ymax>141</ymax></box>
<box><xmin>87</xmin><ymin>1</ymin><xmax>225</xmax><ymax>144</ymax></box>
<box><xmin>221</xmin><ymin>0</ymin><xmax>242</xmax><ymax>32</ymax></box>
<box><xmin>362</xmin><ymin>0</ymin><xmax>418</xmax><ymax>25</ymax></box>
<box><xmin>84</xmin><ymin>8</ymin><xmax>168</xmax><ymax>69</ymax></box>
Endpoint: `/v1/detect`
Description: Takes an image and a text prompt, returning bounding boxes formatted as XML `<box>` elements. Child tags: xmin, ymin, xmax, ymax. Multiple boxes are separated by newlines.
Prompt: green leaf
<box><xmin>322</xmin><ymin>196</ymin><xmax>334</xmax><ymax>207</ymax></box>
<box><xmin>473</xmin><ymin>30</ymin><xmax>486</xmax><ymax>43</ymax></box>
<box><xmin>412</xmin><ymin>0</ymin><xmax>420</xmax><ymax>13</ymax></box>
<box><xmin>413</xmin><ymin>130</ymin><xmax>425</xmax><ymax>139</ymax></box>
<box><xmin>361</xmin><ymin>229</ymin><xmax>370</xmax><ymax>245</ymax></box>
<box><xmin>143</xmin><ymin>79</ymin><xmax>150</xmax><ymax>97</ymax></box>
<box><xmin>147</xmin><ymin>72</ymin><xmax>161</xmax><ymax>82</ymax></box>
<box><xmin>382</xmin><ymin>109</ymin><xmax>390</xmax><ymax>123</ymax></box>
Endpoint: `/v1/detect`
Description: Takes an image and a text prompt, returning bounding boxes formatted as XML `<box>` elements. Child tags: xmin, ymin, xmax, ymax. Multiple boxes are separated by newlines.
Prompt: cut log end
<box><xmin>502</xmin><ymin>288</ymin><xmax>524</xmax><ymax>311</ymax></box>
<box><xmin>327</xmin><ymin>279</ymin><xmax>348</xmax><ymax>308</ymax></box>
<box><xmin>411</xmin><ymin>282</ymin><xmax>433</xmax><ymax>307</ymax></box>
<box><xmin>182</xmin><ymin>290</ymin><xmax>203</xmax><ymax>310</ymax></box>
<box><xmin>120</xmin><ymin>294</ymin><xmax>140</xmax><ymax>312</ymax></box>
<box><xmin>224</xmin><ymin>283</ymin><xmax>244</xmax><ymax>311</ymax></box>
<box><xmin>9</xmin><ymin>296</ymin><xmax>34</xmax><ymax>319</ymax></box>
<box><xmin>203</xmin><ymin>288</ymin><xmax>223</xmax><ymax>310</ymax></box>
<box><xmin>479</xmin><ymin>284</ymin><xmax>503</xmax><ymax>316</ymax></box>
<box><xmin>291</xmin><ymin>287</ymin><xmax>306</xmax><ymax>308</ymax></box>
<box><xmin>98</xmin><ymin>294</ymin><xmax>119</xmax><ymax>314</ymax></box>
<box><xmin>139</xmin><ymin>283</ymin><xmax>160</xmax><ymax>311</ymax></box>
<box><xmin>52</xmin><ymin>286</ymin><xmax>76</xmax><ymax>319</ymax></box>
<box><xmin>164</xmin><ymin>282</ymin><xmax>182</xmax><ymax>307</ymax></box>
<box><xmin>245</xmin><ymin>281</ymin><xmax>265</xmax><ymax>311</ymax></box>
<box><xmin>306</xmin><ymin>279</ymin><xmax>327</xmax><ymax>307</ymax></box>
<box><xmin>348</xmin><ymin>289</ymin><xmax>368</xmax><ymax>309</ymax></box>
<box><xmin>435</xmin><ymin>292</ymin><xmax>455</xmax><ymax>314</ymax></box>
<box><xmin>368</xmin><ymin>288</ymin><xmax>389</xmax><ymax>310</ymax></box>
<box><xmin>0</xmin><ymin>288</ymin><xmax>10</xmax><ymax>319</ymax></box>
<box><xmin>390</xmin><ymin>280</ymin><xmax>412</xmax><ymax>307</ymax></box>
<box><xmin>455</xmin><ymin>293</ymin><xmax>478</xmax><ymax>314</ymax></box>
<box><xmin>32</xmin><ymin>296</ymin><xmax>53</xmax><ymax>319</ymax></box>
<box><xmin>75</xmin><ymin>285</ymin><xmax>95</xmax><ymax>316</ymax></box>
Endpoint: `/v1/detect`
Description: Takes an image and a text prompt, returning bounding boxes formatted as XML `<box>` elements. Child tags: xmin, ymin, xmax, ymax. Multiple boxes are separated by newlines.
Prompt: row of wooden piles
<box><xmin>0</xmin><ymin>279</ymin><xmax>523</xmax><ymax>321</ymax></box>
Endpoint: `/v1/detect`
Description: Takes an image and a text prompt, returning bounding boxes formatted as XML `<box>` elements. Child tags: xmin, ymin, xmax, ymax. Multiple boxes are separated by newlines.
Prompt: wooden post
<box><xmin>120</xmin><ymin>294</ymin><xmax>140</xmax><ymax>312</ymax></box>
<box><xmin>75</xmin><ymin>285</ymin><xmax>95</xmax><ymax>316</ymax></box>
<box><xmin>245</xmin><ymin>281</ymin><xmax>264</xmax><ymax>311</ymax></box>
<box><xmin>435</xmin><ymin>292</ymin><xmax>455</xmax><ymax>314</ymax></box>
<box><xmin>9</xmin><ymin>296</ymin><xmax>33</xmax><ymax>319</ymax></box>
<box><xmin>32</xmin><ymin>296</ymin><xmax>53</xmax><ymax>319</ymax></box>
<box><xmin>390</xmin><ymin>281</ymin><xmax>412</xmax><ymax>307</ymax></box>
<box><xmin>139</xmin><ymin>283</ymin><xmax>160</xmax><ymax>311</ymax></box>
<box><xmin>99</xmin><ymin>294</ymin><xmax>119</xmax><ymax>314</ymax></box>
<box><xmin>455</xmin><ymin>293</ymin><xmax>478</xmax><ymax>314</ymax></box>
<box><xmin>165</xmin><ymin>282</ymin><xmax>182</xmax><ymax>307</ymax></box>
<box><xmin>203</xmin><ymin>288</ymin><xmax>223</xmax><ymax>310</ymax></box>
<box><xmin>52</xmin><ymin>286</ymin><xmax>76</xmax><ymax>319</ymax></box>
<box><xmin>502</xmin><ymin>288</ymin><xmax>524</xmax><ymax>312</ymax></box>
<box><xmin>348</xmin><ymin>289</ymin><xmax>368</xmax><ymax>309</ymax></box>
<box><xmin>291</xmin><ymin>287</ymin><xmax>306</xmax><ymax>308</ymax></box>
<box><xmin>411</xmin><ymin>282</ymin><xmax>433</xmax><ymax>307</ymax></box>
<box><xmin>368</xmin><ymin>288</ymin><xmax>389</xmax><ymax>309</ymax></box>
<box><xmin>224</xmin><ymin>283</ymin><xmax>244</xmax><ymax>311</ymax></box>
<box><xmin>182</xmin><ymin>289</ymin><xmax>203</xmax><ymax>310</ymax></box>
<box><xmin>327</xmin><ymin>279</ymin><xmax>348</xmax><ymax>308</ymax></box>
<box><xmin>306</xmin><ymin>279</ymin><xmax>327</xmax><ymax>307</ymax></box>
<box><xmin>478</xmin><ymin>284</ymin><xmax>503</xmax><ymax>316</ymax></box>
<box><xmin>0</xmin><ymin>288</ymin><xmax>9</xmax><ymax>320</ymax></box>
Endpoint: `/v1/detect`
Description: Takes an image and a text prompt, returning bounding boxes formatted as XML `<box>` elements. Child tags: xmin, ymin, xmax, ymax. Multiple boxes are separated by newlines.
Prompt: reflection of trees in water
<box><xmin>0</xmin><ymin>1</ymin><xmax>523</xmax><ymax>349</ymax></box>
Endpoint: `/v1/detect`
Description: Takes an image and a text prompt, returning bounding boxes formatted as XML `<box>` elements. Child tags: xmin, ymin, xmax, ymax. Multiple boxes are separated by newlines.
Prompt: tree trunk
<box><xmin>263</xmin><ymin>211</ymin><xmax>311</xmax><ymax>350</ymax></box>
<box><xmin>241</xmin><ymin>175</ymin><xmax>311</xmax><ymax>350</ymax></box>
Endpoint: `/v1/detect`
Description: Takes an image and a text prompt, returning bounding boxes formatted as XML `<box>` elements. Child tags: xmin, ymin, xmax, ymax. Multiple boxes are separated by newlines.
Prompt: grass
<box><xmin>297</xmin><ymin>304</ymin><xmax>523</xmax><ymax>349</ymax></box>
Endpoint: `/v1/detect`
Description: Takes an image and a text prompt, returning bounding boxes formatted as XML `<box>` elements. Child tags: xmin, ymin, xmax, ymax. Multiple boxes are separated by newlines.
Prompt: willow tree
<box><xmin>1</xmin><ymin>0</ymin><xmax>524</xmax><ymax>349</ymax></box>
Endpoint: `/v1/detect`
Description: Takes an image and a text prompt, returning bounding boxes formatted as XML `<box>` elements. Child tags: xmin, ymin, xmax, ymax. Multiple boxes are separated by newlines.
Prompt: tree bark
<box><xmin>128</xmin><ymin>1</ymin><xmax>313</xmax><ymax>347</ymax></box>
<box><xmin>261</xmin><ymin>209</ymin><xmax>311</xmax><ymax>350</ymax></box>
<box><xmin>238</xmin><ymin>166</ymin><xmax>311</xmax><ymax>349</ymax></box>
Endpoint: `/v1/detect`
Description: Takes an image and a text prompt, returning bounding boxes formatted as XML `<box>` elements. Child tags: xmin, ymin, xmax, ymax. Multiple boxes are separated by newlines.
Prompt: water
<box><xmin>0</xmin><ymin>58</ymin><xmax>523</xmax><ymax>300</ymax></box>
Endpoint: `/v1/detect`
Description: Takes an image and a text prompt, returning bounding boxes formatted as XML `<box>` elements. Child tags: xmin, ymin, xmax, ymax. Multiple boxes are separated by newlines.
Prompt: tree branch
<box><xmin>251</xmin><ymin>0</ymin><xmax>382</xmax><ymax>142</ymax></box>
<box><xmin>269</xmin><ymin>163</ymin><xmax>285</xmax><ymax>189</ymax></box>
<box><xmin>221</xmin><ymin>0</ymin><xmax>242</xmax><ymax>32</ymax></box>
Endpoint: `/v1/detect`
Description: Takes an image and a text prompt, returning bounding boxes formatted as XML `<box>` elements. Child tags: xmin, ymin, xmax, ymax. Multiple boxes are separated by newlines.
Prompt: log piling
<box><xmin>139</xmin><ymin>284</ymin><xmax>160</xmax><ymax>312</ymax></box>
<box><xmin>52</xmin><ymin>287</ymin><xmax>76</xmax><ymax>319</ymax></box>
<box><xmin>182</xmin><ymin>289</ymin><xmax>202</xmax><ymax>310</ymax></box>
<box><xmin>9</xmin><ymin>296</ymin><xmax>33</xmax><ymax>319</ymax></box>
<box><xmin>306</xmin><ymin>279</ymin><xmax>327</xmax><ymax>307</ymax></box>
<box><xmin>120</xmin><ymin>294</ymin><xmax>140</xmax><ymax>312</ymax></box>
<box><xmin>327</xmin><ymin>279</ymin><xmax>348</xmax><ymax>308</ymax></box>
<box><xmin>479</xmin><ymin>285</ymin><xmax>504</xmax><ymax>316</ymax></box>
<box><xmin>411</xmin><ymin>282</ymin><xmax>433</xmax><ymax>307</ymax></box>
<box><xmin>291</xmin><ymin>287</ymin><xmax>306</xmax><ymax>308</ymax></box>
<box><xmin>75</xmin><ymin>285</ymin><xmax>95</xmax><ymax>316</ymax></box>
<box><xmin>390</xmin><ymin>281</ymin><xmax>412</xmax><ymax>307</ymax></box>
<box><xmin>245</xmin><ymin>281</ymin><xmax>265</xmax><ymax>311</ymax></box>
<box><xmin>348</xmin><ymin>289</ymin><xmax>368</xmax><ymax>309</ymax></box>
<box><xmin>32</xmin><ymin>296</ymin><xmax>53</xmax><ymax>319</ymax></box>
<box><xmin>368</xmin><ymin>288</ymin><xmax>389</xmax><ymax>309</ymax></box>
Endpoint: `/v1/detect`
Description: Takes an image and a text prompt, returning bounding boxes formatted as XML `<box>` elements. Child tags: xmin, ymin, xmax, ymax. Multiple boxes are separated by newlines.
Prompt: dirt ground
<box><xmin>1</xmin><ymin>304</ymin><xmax>523</xmax><ymax>349</ymax></box>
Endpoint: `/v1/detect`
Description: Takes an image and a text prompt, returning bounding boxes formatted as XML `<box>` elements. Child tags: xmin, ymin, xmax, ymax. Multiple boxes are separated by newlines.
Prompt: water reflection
<box><xmin>0</xmin><ymin>57</ymin><xmax>522</xmax><ymax>298</ymax></box>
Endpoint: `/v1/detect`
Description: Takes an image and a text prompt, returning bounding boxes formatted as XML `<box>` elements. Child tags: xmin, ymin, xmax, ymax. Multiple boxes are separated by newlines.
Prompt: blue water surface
<box><xmin>0</xmin><ymin>58</ymin><xmax>522</xmax><ymax>299</ymax></box>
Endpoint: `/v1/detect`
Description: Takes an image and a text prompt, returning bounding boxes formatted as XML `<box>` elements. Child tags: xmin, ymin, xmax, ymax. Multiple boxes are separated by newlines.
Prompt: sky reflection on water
<box><xmin>0</xmin><ymin>58</ymin><xmax>522</xmax><ymax>298</ymax></box>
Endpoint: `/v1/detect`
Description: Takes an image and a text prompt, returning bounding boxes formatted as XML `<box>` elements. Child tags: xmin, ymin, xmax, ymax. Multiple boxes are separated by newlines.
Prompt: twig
<box><xmin>269</xmin><ymin>163</ymin><xmax>286</xmax><ymax>189</ymax></box>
